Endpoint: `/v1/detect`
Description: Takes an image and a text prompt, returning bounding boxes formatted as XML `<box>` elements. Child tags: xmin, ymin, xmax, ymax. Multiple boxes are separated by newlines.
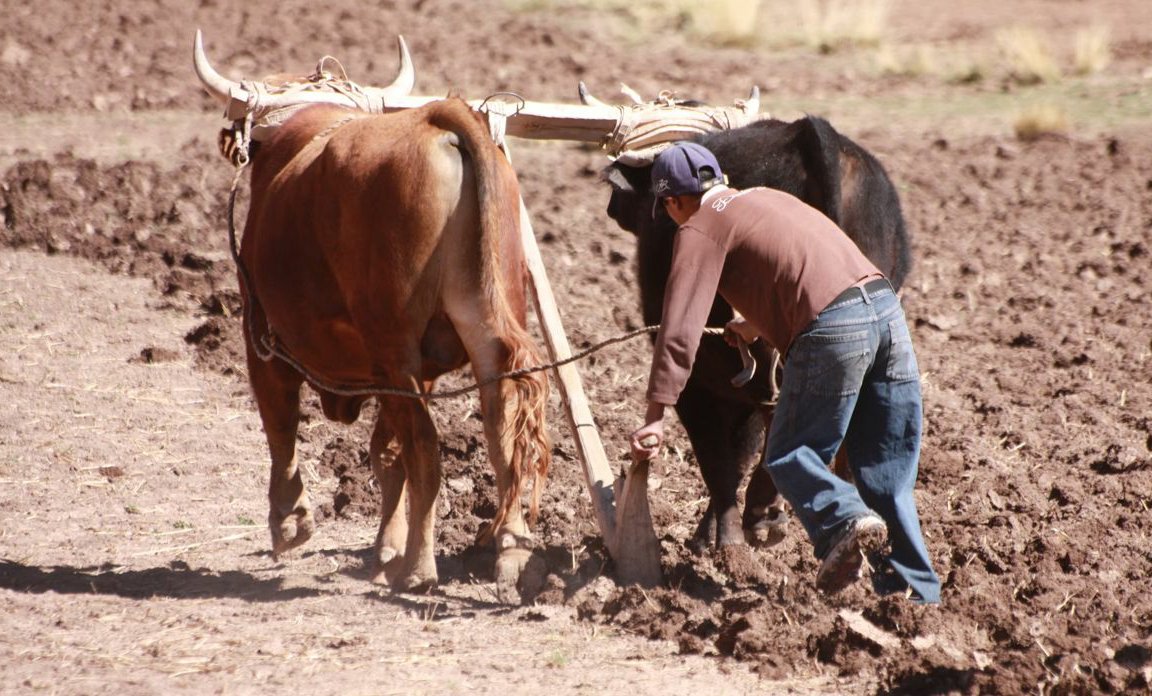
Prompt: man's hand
<box><xmin>630</xmin><ymin>402</ymin><xmax>666</xmax><ymax>462</ymax></box>
<box><xmin>724</xmin><ymin>316</ymin><xmax>760</xmax><ymax>347</ymax></box>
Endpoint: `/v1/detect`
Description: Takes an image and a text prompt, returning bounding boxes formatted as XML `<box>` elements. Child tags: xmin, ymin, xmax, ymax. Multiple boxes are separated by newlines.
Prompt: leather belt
<box><xmin>829</xmin><ymin>277</ymin><xmax>892</xmax><ymax>306</ymax></box>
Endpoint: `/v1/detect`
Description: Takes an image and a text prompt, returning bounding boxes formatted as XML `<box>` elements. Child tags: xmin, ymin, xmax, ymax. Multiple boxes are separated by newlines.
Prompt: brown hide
<box><xmin>240</xmin><ymin>99</ymin><xmax>550</xmax><ymax>598</ymax></box>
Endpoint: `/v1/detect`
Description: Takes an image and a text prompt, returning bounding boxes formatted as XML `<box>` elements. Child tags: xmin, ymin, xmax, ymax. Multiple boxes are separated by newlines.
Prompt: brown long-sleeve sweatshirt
<box><xmin>646</xmin><ymin>186</ymin><xmax>883</xmax><ymax>406</ymax></box>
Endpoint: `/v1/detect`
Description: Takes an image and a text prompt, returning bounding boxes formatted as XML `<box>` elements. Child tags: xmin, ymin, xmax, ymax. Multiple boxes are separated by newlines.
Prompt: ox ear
<box><xmin>601</xmin><ymin>163</ymin><xmax>655</xmax><ymax>195</ymax></box>
<box><xmin>601</xmin><ymin>165</ymin><xmax>636</xmax><ymax>193</ymax></box>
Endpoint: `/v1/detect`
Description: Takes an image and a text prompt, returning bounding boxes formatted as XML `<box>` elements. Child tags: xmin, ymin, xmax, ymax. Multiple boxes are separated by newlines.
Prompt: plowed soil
<box><xmin>2</xmin><ymin>1</ymin><xmax>1150</xmax><ymax>694</ymax></box>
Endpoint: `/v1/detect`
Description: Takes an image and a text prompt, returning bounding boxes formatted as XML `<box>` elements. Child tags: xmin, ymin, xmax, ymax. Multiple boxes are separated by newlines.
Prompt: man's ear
<box><xmin>663</xmin><ymin>196</ymin><xmax>690</xmax><ymax>224</ymax></box>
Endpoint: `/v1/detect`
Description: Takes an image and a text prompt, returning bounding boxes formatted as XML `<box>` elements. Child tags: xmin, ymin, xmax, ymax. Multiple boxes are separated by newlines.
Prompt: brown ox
<box><xmin>237</xmin><ymin>98</ymin><xmax>550</xmax><ymax>595</ymax></box>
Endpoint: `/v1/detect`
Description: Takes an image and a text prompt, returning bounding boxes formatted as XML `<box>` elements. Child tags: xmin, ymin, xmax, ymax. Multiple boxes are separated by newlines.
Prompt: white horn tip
<box><xmin>382</xmin><ymin>34</ymin><xmax>415</xmax><ymax>97</ymax></box>
<box><xmin>192</xmin><ymin>29</ymin><xmax>237</xmax><ymax>106</ymax></box>
<box><xmin>744</xmin><ymin>85</ymin><xmax>760</xmax><ymax>114</ymax></box>
<box><xmin>395</xmin><ymin>35</ymin><xmax>412</xmax><ymax>73</ymax></box>
<box><xmin>619</xmin><ymin>82</ymin><xmax>644</xmax><ymax>105</ymax></box>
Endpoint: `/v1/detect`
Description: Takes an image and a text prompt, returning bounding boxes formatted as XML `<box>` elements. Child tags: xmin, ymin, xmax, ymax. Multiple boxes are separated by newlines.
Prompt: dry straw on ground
<box><xmin>997</xmin><ymin>26</ymin><xmax>1061</xmax><ymax>84</ymax></box>
<box><xmin>1013</xmin><ymin>103</ymin><xmax>1070</xmax><ymax>141</ymax></box>
<box><xmin>687</xmin><ymin>0</ymin><xmax>763</xmax><ymax>47</ymax></box>
<box><xmin>797</xmin><ymin>0</ymin><xmax>891</xmax><ymax>52</ymax></box>
<box><xmin>875</xmin><ymin>43</ymin><xmax>940</xmax><ymax>78</ymax></box>
<box><xmin>1073</xmin><ymin>25</ymin><xmax>1112</xmax><ymax>75</ymax></box>
<box><xmin>513</xmin><ymin>0</ymin><xmax>893</xmax><ymax>51</ymax></box>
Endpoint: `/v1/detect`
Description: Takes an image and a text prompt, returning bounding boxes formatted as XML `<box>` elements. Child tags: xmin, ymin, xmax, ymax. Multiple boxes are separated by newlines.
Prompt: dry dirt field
<box><xmin>2</xmin><ymin>1</ymin><xmax>1151</xmax><ymax>694</ymax></box>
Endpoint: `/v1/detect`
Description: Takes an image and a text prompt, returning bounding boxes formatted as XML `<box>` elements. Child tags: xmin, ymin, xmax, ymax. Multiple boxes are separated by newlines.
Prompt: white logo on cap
<box><xmin>654</xmin><ymin>178</ymin><xmax>671</xmax><ymax>195</ymax></box>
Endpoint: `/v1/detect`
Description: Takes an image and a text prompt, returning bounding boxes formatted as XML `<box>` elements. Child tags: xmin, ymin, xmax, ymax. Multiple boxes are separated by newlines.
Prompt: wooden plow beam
<box><xmin>487</xmin><ymin>111</ymin><xmax>661</xmax><ymax>586</ymax></box>
<box><xmin>513</xmin><ymin>191</ymin><xmax>662</xmax><ymax>588</ymax></box>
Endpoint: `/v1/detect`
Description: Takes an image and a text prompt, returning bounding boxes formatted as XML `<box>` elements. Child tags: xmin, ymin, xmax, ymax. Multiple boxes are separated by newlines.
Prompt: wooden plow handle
<box><xmin>512</xmin><ymin>176</ymin><xmax>662</xmax><ymax>588</ymax></box>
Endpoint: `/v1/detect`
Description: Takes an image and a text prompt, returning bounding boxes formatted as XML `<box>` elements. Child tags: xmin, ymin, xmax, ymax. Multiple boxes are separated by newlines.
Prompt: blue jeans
<box><xmin>763</xmin><ymin>284</ymin><xmax>941</xmax><ymax>604</ymax></box>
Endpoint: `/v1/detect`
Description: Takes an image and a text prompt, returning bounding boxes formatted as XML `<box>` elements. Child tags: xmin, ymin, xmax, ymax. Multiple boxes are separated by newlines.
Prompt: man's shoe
<box><xmin>816</xmin><ymin>514</ymin><xmax>888</xmax><ymax>594</ymax></box>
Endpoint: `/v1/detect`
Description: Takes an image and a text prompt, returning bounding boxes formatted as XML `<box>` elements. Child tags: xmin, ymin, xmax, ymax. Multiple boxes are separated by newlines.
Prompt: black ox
<box><xmin>601</xmin><ymin>115</ymin><xmax>911</xmax><ymax>551</ymax></box>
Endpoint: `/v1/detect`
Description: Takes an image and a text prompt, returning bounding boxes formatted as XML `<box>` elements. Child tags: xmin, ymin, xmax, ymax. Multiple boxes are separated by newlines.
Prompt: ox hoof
<box><xmin>714</xmin><ymin>544</ymin><xmax>771</xmax><ymax>586</ymax></box>
<box><xmin>744</xmin><ymin>508</ymin><xmax>788</xmax><ymax>549</ymax></box>
<box><xmin>269</xmin><ymin>506</ymin><xmax>315</xmax><ymax>559</ymax></box>
<box><xmin>395</xmin><ymin>572</ymin><xmax>438</xmax><ymax>594</ymax></box>
<box><xmin>377</xmin><ymin>546</ymin><xmax>400</xmax><ymax>569</ymax></box>
<box><xmin>495</xmin><ymin>547</ymin><xmax>533</xmax><ymax>605</ymax></box>
<box><xmin>688</xmin><ymin>514</ymin><xmax>718</xmax><ymax>555</ymax></box>
<box><xmin>370</xmin><ymin>546</ymin><xmax>404</xmax><ymax>586</ymax></box>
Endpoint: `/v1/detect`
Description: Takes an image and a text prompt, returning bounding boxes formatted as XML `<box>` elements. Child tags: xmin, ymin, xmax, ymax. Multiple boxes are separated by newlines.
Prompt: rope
<box><xmin>221</xmin><ymin>127</ymin><xmax>774</xmax><ymax>402</ymax></box>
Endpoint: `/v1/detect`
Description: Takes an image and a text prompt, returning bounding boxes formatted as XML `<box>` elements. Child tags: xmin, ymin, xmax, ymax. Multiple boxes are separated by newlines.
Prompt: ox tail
<box><xmin>805</xmin><ymin>115</ymin><xmax>913</xmax><ymax>290</ymax></box>
<box><xmin>838</xmin><ymin>138</ymin><xmax>913</xmax><ymax>290</ymax></box>
<box><xmin>429</xmin><ymin>99</ymin><xmax>552</xmax><ymax>540</ymax></box>
<box><xmin>490</xmin><ymin>346</ymin><xmax>552</xmax><ymax>541</ymax></box>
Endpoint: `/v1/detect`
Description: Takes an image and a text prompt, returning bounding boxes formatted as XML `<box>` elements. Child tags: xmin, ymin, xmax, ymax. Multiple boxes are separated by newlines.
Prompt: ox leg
<box><xmin>444</xmin><ymin>297</ymin><xmax>549</xmax><ymax>599</ymax></box>
<box><xmin>832</xmin><ymin>448</ymin><xmax>853</xmax><ymax>482</ymax></box>
<box><xmin>246</xmin><ymin>350</ymin><xmax>313</xmax><ymax>558</ymax></box>
<box><xmin>676</xmin><ymin>384</ymin><xmax>761</xmax><ymax>550</ymax></box>
<box><xmin>460</xmin><ymin>331</ymin><xmax>548</xmax><ymax>600</ymax></box>
<box><xmin>389</xmin><ymin>395</ymin><xmax>441</xmax><ymax>591</ymax></box>
<box><xmin>743</xmin><ymin>407</ymin><xmax>790</xmax><ymax>548</ymax></box>
<box><xmin>368</xmin><ymin>403</ymin><xmax>409</xmax><ymax>584</ymax></box>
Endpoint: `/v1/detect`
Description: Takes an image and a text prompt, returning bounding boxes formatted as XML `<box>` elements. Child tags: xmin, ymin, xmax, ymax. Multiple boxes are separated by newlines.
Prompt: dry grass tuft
<box><xmin>682</xmin><ymin>0</ymin><xmax>763</xmax><ymax>47</ymax></box>
<box><xmin>1013</xmin><ymin>103</ymin><xmax>1070</xmax><ymax>141</ymax></box>
<box><xmin>508</xmin><ymin>0</ymin><xmax>896</xmax><ymax>51</ymax></box>
<box><xmin>1073</xmin><ymin>25</ymin><xmax>1112</xmax><ymax>75</ymax></box>
<box><xmin>505</xmin><ymin>0</ymin><xmax>669</xmax><ymax>29</ymax></box>
<box><xmin>875</xmin><ymin>43</ymin><xmax>939</xmax><ymax>78</ymax></box>
<box><xmin>997</xmin><ymin>26</ymin><xmax>1060</xmax><ymax>85</ymax></box>
<box><xmin>947</xmin><ymin>60</ymin><xmax>987</xmax><ymax>85</ymax></box>
<box><xmin>798</xmin><ymin>0</ymin><xmax>892</xmax><ymax>53</ymax></box>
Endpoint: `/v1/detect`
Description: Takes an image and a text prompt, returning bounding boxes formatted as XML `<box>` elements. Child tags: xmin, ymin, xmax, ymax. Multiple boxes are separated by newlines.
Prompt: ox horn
<box><xmin>619</xmin><ymin>83</ymin><xmax>644</xmax><ymax>105</ymax></box>
<box><xmin>742</xmin><ymin>85</ymin><xmax>760</xmax><ymax>115</ymax></box>
<box><xmin>373</xmin><ymin>35</ymin><xmax>414</xmax><ymax>98</ymax></box>
<box><xmin>193</xmin><ymin>29</ymin><xmax>237</xmax><ymax>105</ymax></box>
<box><xmin>577</xmin><ymin>81</ymin><xmax>612</xmax><ymax>108</ymax></box>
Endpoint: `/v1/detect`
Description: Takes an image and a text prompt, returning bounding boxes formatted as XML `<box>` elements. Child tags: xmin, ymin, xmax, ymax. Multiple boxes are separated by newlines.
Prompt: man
<box><xmin>630</xmin><ymin>142</ymin><xmax>940</xmax><ymax>603</ymax></box>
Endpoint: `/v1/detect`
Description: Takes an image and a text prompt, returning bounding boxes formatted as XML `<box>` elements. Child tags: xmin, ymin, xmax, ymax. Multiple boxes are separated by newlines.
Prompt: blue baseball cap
<box><xmin>651</xmin><ymin>142</ymin><xmax>725</xmax><ymax>198</ymax></box>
